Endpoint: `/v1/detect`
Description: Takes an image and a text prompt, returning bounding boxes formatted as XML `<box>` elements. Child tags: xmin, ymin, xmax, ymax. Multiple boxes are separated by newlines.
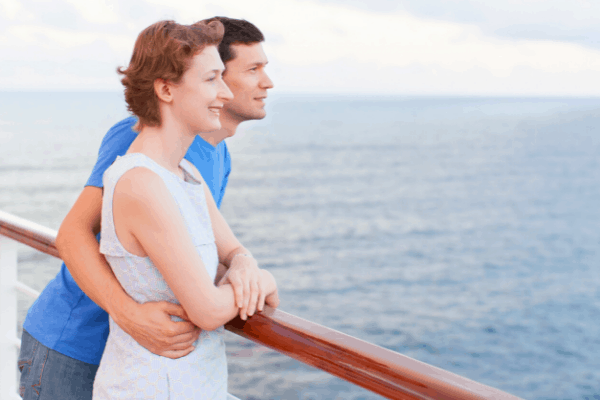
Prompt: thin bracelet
<box><xmin>231</xmin><ymin>253</ymin><xmax>253</xmax><ymax>261</ymax></box>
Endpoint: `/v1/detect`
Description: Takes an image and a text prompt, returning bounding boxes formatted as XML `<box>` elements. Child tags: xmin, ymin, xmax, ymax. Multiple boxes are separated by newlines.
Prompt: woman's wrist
<box><xmin>225</xmin><ymin>250</ymin><xmax>253</xmax><ymax>268</ymax></box>
<box><xmin>231</xmin><ymin>253</ymin><xmax>253</xmax><ymax>262</ymax></box>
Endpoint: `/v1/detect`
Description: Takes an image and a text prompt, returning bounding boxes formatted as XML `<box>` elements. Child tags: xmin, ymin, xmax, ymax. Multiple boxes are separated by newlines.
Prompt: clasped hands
<box><xmin>116</xmin><ymin>254</ymin><xmax>279</xmax><ymax>359</ymax></box>
<box><xmin>216</xmin><ymin>253</ymin><xmax>280</xmax><ymax>321</ymax></box>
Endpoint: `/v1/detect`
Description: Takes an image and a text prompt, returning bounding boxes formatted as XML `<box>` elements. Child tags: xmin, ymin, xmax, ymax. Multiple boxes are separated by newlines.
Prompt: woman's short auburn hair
<box><xmin>118</xmin><ymin>20</ymin><xmax>224</xmax><ymax>131</ymax></box>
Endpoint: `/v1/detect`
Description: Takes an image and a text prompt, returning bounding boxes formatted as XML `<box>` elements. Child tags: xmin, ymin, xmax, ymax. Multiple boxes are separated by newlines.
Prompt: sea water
<box><xmin>1</xmin><ymin>92</ymin><xmax>599</xmax><ymax>400</ymax></box>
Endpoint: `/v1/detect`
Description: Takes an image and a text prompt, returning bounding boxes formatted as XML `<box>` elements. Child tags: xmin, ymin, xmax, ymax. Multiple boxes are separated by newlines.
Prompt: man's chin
<box><xmin>225</xmin><ymin>107</ymin><xmax>268</xmax><ymax>123</ymax></box>
<box><xmin>245</xmin><ymin>109</ymin><xmax>267</xmax><ymax>121</ymax></box>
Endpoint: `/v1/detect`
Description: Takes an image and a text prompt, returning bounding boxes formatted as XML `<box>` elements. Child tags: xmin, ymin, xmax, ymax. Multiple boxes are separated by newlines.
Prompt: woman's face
<box><xmin>171</xmin><ymin>45</ymin><xmax>233</xmax><ymax>133</ymax></box>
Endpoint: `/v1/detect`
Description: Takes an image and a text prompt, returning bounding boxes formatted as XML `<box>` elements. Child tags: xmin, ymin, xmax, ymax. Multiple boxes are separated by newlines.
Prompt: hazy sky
<box><xmin>2</xmin><ymin>0</ymin><xmax>600</xmax><ymax>95</ymax></box>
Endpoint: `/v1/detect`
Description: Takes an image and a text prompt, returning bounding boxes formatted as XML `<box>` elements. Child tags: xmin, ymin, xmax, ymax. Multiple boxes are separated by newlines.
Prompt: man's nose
<box><xmin>260</xmin><ymin>71</ymin><xmax>274</xmax><ymax>89</ymax></box>
<box><xmin>219</xmin><ymin>81</ymin><xmax>234</xmax><ymax>101</ymax></box>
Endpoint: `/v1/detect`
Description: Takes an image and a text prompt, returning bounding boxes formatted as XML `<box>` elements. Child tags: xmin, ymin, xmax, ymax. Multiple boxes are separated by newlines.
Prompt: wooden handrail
<box><xmin>0</xmin><ymin>211</ymin><xmax>59</xmax><ymax>258</ymax></box>
<box><xmin>227</xmin><ymin>310</ymin><xmax>519</xmax><ymax>400</ymax></box>
<box><xmin>0</xmin><ymin>210</ymin><xmax>522</xmax><ymax>400</ymax></box>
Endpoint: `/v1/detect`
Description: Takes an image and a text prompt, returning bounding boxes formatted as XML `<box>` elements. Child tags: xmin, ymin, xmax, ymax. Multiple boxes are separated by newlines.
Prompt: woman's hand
<box><xmin>217</xmin><ymin>261</ymin><xmax>280</xmax><ymax>319</ymax></box>
<box><xmin>224</xmin><ymin>255</ymin><xmax>263</xmax><ymax>320</ymax></box>
<box><xmin>265</xmin><ymin>289</ymin><xmax>280</xmax><ymax>309</ymax></box>
<box><xmin>256</xmin><ymin>269</ymin><xmax>279</xmax><ymax>312</ymax></box>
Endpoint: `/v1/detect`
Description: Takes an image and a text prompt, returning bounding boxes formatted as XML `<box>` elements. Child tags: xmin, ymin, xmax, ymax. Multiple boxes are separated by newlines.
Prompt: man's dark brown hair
<box><xmin>207</xmin><ymin>17</ymin><xmax>265</xmax><ymax>64</ymax></box>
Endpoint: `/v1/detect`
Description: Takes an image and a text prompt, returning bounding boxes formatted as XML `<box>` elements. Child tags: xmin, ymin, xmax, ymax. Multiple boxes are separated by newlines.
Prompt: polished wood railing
<box><xmin>0</xmin><ymin>210</ymin><xmax>522</xmax><ymax>400</ymax></box>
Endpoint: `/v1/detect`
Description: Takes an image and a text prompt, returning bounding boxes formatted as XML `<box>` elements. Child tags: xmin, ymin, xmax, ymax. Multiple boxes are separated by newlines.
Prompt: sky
<box><xmin>1</xmin><ymin>0</ymin><xmax>600</xmax><ymax>95</ymax></box>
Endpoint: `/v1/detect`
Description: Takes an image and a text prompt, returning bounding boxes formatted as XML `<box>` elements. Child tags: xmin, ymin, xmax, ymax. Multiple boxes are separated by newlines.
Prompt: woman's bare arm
<box><xmin>201</xmin><ymin>179</ymin><xmax>277</xmax><ymax>292</ymax></box>
<box><xmin>56</xmin><ymin>186</ymin><xmax>201</xmax><ymax>358</ymax></box>
<box><xmin>186</xmin><ymin>161</ymin><xmax>279</xmax><ymax>318</ymax></box>
<box><xmin>114</xmin><ymin>168</ymin><xmax>241</xmax><ymax>330</ymax></box>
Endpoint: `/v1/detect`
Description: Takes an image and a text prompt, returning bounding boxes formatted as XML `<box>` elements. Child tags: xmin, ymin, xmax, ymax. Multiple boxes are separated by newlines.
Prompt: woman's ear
<box><xmin>154</xmin><ymin>78</ymin><xmax>173</xmax><ymax>103</ymax></box>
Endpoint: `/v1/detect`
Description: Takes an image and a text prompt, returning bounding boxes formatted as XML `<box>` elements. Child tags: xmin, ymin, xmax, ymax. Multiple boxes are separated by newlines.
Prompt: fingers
<box><xmin>230</xmin><ymin>275</ymin><xmax>244</xmax><ymax>310</ymax></box>
<box><xmin>162</xmin><ymin>338</ymin><xmax>196</xmax><ymax>352</ymax></box>
<box><xmin>257</xmin><ymin>285</ymin><xmax>267</xmax><ymax>313</ymax></box>
<box><xmin>166</xmin><ymin>320</ymin><xmax>199</xmax><ymax>336</ymax></box>
<box><xmin>170</xmin><ymin>329</ymin><xmax>201</xmax><ymax>345</ymax></box>
<box><xmin>246</xmin><ymin>279</ymin><xmax>260</xmax><ymax>317</ymax></box>
<box><xmin>157</xmin><ymin>302</ymin><xmax>201</xmax><ymax>336</ymax></box>
<box><xmin>124</xmin><ymin>301</ymin><xmax>203</xmax><ymax>359</ymax></box>
<box><xmin>160</xmin><ymin>302</ymin><xmax>190</xmax><ymax>322</ymax></box>
<box><xmin>168</xmin><ymin>334</ymin><xmax>199</xmax><ymax>350</ymax></box>
<box><xmin>146</xmin><ymin>330</ymin><xmax>198</xmax><ymax>357</ymax></box>
<box><xmin>227</xmin><ymin>264</ymin><xmax>266</xmax><ymax>320</ymax></box>
<box><xmin>160</xmin><ymin>346</ymin><xmax>196</xmax><ymax>360</ymax></box>
<box><xmin>241</xmin><ymin>273</ymin><xmax>251</xmax><ymax>320</ymax></box>
<box><xmin>232</xmin><ymin>272</ymin><xmax>251</xmax><ymax>320</ymax></box>
<box><xmin>157</xmin><ymin>327</ymin><xmax>201</xmax><ymax>356</ymax></box>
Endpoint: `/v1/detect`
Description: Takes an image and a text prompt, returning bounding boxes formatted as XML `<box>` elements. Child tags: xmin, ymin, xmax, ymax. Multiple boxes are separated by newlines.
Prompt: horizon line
<box><xmin>1</xmin><ymin>90</ymin><xmax>600</xmax><ymax>99</ymax></box>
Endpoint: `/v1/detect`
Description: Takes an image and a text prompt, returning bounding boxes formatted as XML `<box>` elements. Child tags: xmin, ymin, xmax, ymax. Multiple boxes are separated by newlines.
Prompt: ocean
<box><xmin>1</xmin><ymin>92</ymin><xmax>599</xmax><ymax>400</ymax></box>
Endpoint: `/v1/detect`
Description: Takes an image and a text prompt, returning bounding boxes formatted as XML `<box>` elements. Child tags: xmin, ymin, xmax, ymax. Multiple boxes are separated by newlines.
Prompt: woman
<box><xmin>93</xmin><ymin>20</ymin><xmax>278</xmax><ymax>399</ymax></box>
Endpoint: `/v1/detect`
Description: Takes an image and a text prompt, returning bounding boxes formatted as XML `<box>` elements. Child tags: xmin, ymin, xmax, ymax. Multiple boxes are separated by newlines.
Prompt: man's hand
<box><xmin>113</xmin><ymin>301</ymin><xmax>201</xmax><ymax>359</ymax></box>
<box><xmin>56</xmin><ymin>186</ymin><xmax>200</xmax><ymax>359</ymax></box>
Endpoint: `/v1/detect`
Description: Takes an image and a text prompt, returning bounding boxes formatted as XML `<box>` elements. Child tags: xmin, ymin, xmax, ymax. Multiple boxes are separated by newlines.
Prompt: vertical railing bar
<box><xmin>11</xmin><ymin>335</ymin><xmax>21</xmax><ymax>350</ymax></box>
<box><xmin>14</xmin><ymin>281</ymin><xmax>40</xmax><ymax>299</ymax></box>
<box><xmin>0</xmin><ymin>236</ymin><xmax>19</xmax><ymax>400</ymax></box>
<box><xmin>0</xmin><ymin>232</ymin><xmax>244</xmax><ymax>400</ymax></box>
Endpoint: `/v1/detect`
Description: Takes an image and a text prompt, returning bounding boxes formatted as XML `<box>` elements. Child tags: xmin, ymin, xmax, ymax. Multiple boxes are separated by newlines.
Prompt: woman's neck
<box><xmin>127</xmin><ymin>119</ymin><xmax>196</xmax><ymax>178</ymax></box>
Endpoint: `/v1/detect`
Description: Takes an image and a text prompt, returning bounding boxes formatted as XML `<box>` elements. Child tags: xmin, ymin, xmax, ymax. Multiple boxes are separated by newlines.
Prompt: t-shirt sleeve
<box><xmin>85</xmin><ymin>116</ymin><xmax>138</xmax><ymax>188</ymax></box>
<box><xmin>217</xmin><ymin>142</ymin><xmax>232</xmax><ymax>209</ymax></box>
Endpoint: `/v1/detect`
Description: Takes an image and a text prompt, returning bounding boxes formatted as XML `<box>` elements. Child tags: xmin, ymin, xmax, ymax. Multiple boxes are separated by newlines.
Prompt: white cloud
<box><xmin>1</xmin><ymin>0</ymin><xmax>600</xmax><ymax>95</ymax></box>
<box><xmin>0</xmin><ymin>0</ymin><xmax>22</xmax><ymax>19</ymax></box>
<box><xmin>62</xmin><ymin>0</ymin><xmax>121</xmax><ymax>24</ymax></box>
<box><xmin>0</xmin><ymin>65</ymin><xmax>118</xmax><ymax>90</ymax></box>
<box><xmin>214</xmin><ymin>0</ymin><xmax>600</xmax><ymax>74</ymax></box>
<box><xmin>4</xmin><ymin>24</ymin><xmax>131</xmax><ymax>53</ymax></box>
<box><xmin>212</xmin><ymin>0</ymin><xmax>600</xmax><ymax>92</ymax></box>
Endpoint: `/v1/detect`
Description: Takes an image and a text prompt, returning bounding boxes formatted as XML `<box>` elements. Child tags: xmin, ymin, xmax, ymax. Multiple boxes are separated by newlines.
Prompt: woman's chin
<box><xmin>197</xmin><ymin>121</ymin><xmax>221</xmax><ymax>133</ymax></box>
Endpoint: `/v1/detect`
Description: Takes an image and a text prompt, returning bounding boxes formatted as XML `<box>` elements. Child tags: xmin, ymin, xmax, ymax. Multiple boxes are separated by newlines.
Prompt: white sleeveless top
<box><xmin>93</xmin><ymin>153</ymin><xmax>227</xmax><ymax>399</ymax></box>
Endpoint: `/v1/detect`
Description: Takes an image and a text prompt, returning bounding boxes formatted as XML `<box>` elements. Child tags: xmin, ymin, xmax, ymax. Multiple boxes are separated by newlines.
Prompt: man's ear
<box><xmin>154</xmin><ymin>78</ymin><xmax>173</xmax><ymax>103</ymax></box>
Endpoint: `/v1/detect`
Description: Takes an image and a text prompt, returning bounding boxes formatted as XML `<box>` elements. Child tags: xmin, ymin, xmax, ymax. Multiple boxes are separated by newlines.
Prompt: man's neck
<box><xmin>199</xmin><ymin>116</ymin><xmax>242</xmax><ymax>147</ymax></box>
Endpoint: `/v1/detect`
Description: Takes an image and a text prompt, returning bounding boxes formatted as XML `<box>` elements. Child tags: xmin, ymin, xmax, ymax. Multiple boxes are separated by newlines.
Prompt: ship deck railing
<box><xmin>0</xmin><ymin>209</ymin><xmax>522</xmax><ymax>400</ymax></box>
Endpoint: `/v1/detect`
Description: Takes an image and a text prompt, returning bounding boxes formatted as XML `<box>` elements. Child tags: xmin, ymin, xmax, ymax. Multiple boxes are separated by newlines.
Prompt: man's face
<box><xmin>222</xmin><ymin>42</ymin><xmax>274</xmax><ymax>122</ymax></box>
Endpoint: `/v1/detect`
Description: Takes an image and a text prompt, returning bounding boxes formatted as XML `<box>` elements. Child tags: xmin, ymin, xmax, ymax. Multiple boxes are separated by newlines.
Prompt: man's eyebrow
<box><xmin>246</xmin><ymin>61</ymin><xmax>269</xmax><ymax>68</ymax></box>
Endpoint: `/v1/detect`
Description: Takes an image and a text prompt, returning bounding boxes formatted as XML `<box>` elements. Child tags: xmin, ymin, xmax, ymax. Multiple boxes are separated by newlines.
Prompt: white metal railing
<box><xmin>0</xmin><ymin>212</ymin><xmax>239</xmax><ymax>400</ymax></box>
<box><xmin>1</xmin><ymin>234</ymin><xmax>24</xmax><ymax>400</ymax></box>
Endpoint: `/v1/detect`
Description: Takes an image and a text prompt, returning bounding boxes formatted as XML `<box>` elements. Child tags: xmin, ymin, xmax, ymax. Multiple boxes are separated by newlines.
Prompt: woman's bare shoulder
<box><xmin>113</xmin><ymin>167</ymin><xmax>169</xmax><ymax>206</ymax></box>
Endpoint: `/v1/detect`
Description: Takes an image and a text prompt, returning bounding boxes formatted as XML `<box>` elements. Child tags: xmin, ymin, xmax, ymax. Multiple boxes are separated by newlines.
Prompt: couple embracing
<box><xmin>19</xmin><ymin>17</ymin><xmax>279</xmax><ymax>399</ymax></box>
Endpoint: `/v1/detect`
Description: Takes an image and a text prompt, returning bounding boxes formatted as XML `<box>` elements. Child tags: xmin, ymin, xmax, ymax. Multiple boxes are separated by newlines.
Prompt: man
<box><xmin>18</xmin><ymin>17</ymin><xmax>276</xmax><ymax>399</ymax></box>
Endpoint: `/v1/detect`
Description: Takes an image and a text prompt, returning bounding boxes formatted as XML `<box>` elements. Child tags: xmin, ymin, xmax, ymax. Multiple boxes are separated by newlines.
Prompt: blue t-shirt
<box><xmin>23</xmin><ymin>116</ymin><xmax>231</xmax><ymax>364</ymax></box>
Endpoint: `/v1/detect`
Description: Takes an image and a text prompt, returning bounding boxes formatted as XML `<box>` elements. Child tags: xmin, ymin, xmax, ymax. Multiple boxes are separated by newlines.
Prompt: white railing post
<box><xmin>0</xmin><ymin>235</ymin><xmax>19</xmax><ymax>399</ymax></box>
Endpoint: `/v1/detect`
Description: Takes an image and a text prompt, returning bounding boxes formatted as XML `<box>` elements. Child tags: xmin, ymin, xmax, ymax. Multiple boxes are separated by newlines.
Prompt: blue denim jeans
<box><xmin>17</xmin><ymin>329</ymin><xmax>99</xmax><ymax>399</ymax></box>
